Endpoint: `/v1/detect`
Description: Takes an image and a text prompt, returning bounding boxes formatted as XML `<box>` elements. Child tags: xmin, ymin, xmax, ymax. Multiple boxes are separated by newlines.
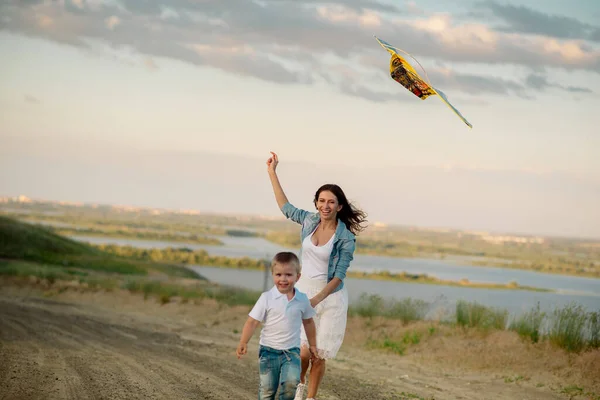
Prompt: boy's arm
<box><xmin>302</xmin><ymin>318</ymin><xmax>319</xmax><ymax>359</ymax></box>
<box><xmin>237</xmin><ymin>316</ymin><xmax>261</xmax><ymax>359</ymax></box>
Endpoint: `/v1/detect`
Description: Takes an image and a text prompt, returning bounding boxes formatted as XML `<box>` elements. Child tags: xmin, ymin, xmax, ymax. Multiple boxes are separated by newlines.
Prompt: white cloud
<box><xmin>159</xmin><ymin>7</ymin><xmax>179</xmax><ymax>21</ymax></box>
<box><xmin>189</xmin><ymin>44</ymin><xmax>255</xmax><ymax>56</ymax></box>
<box><xmin>104</xmin><ymin>15</ymin><xmax>120</xmax><ymax>30</ymax></box>
<box><xmin>37</xmin><ymin>14</ymin><xmax>53</xmax><ymax>28</ymax></box>
<box><xmin>401</xmin><ymin>13</ymin><xmax>598</xmax><ymax>71</ymax></box>
<box><xmin>316</xmin><ymin>5</ymin><xmax>382</xmax><ymax>27</ymax></box>
<box><xmin>540</xmin><ymin>38</ymin><xmax>595</xmax><ymax>63</ymax></box>
<box><xmin>1</xmin><ymin>0</ymin><xmax>598</xmax><ymax>104</ymax></box>
<box><xmin>143</xmin><ymin>57</ymin><xmax>158</xmax><ymax>70</ymax></box>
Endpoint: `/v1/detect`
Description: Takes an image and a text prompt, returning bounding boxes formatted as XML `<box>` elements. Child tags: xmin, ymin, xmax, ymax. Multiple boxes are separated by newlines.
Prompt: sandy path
<box><xmin>0</xmin><ymin>292</ymin><xmax>398</xmax><ymax>399</ymax></box>
<box><xmin>0</xmin><ymin>297</ymin><xmax>258</xmax><ymax>399</ymax></box>
<box><xmin>0</xmin><ymin>287</ymin><xmax>580</xmax><ymax>399</ymax></box>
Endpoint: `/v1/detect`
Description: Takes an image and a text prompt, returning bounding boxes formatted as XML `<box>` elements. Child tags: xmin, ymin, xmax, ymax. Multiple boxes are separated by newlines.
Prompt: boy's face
<box><xmin>272</xmin><ymin>263</ymin><xmax>300</xmax><ymax>294</ymax></box>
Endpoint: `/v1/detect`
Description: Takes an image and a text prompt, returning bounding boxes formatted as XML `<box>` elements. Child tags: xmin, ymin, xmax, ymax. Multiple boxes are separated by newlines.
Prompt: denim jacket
<box><xmin>281</xmin><ymin>202</ymin><xmax>356</xmax><ymax>293</ymax></box>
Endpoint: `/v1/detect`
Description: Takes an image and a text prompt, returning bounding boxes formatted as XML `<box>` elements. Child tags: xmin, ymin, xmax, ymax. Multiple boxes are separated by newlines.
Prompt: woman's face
<box><xmin>316</xmin><ymin>190</ymin><xmax>342</xmax><ymax>221</ymax></box>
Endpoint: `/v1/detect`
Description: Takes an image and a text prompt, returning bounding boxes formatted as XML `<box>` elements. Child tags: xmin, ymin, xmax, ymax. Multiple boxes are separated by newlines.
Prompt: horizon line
<box><xmin>2</xmin><ymin>194</ymin><xmax>599</xmax><ymax>242</ymax></box>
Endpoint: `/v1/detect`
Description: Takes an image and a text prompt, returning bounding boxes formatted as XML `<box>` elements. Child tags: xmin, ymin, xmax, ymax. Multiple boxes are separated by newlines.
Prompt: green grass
<box><xmin>367</xmin><ymin>330</ymin><xmax>424</xmax><ymax>356</ymax></box>
<box><xmin>368</xmin><ymin>336</ymin><xmax>408</xmax><ymax>355</ymax></box>
<box><xmin>0</xmin><ymin>216</ymin><xmax>202</xmax><ymax>279</ymax></box>
<box><xmin>50</xmin><ymin>226</ymin><xmax>223</xmax><ymax>246</ymax></box>
<box><xmin>548</xmin><ymin>303</ymin><xmax>596</xmax><ymax>353</ymax></box>
<box><xmin>349</xmin><ymin>294</ymin><xmax>430</xmax><ymax>324</ymax></box>
<box><xmin>588</xmin><ymin>311</ymin><xmax>599</xmax><ymax>349</ymax></box>
<box><xmin>120</xmin><ymin>278</ymin><xmax>260</xmax><ymax>306</ymax></box>
<box><xmin>0</xmin><ymin>259</ymin><xmax>261</xmax><ymax>307</ymax></box>
<box><xmin>508</xmin><ymin>302</ymin><xmax>546</xmax><ymax>343</ymax></box>
<box><xmin>455</xmin><ymin>300</ymin><xmax>508</xmax><ymax>330</ymax></box>
<box><xmin>0</xmin><ymin>260</ymin><xmax>71</xmax><ymax>284</ymax></box>
<box><xmin>398</xmin><ymin>392</ymin><xmax>429</xmax><ymax>400</ymax></box>
<box><xmin>1</xmin><ymin>215</ymin><xmax>145</xmax><ymax>274</ymax></box>
<box><xmin>505</xmin><ymin>301</ymin><xmax>599</xmax><ymax>352</ymax></box>
<box><xmin>350</xmin><ymin>295</ymin><xmax>599</xmax><ymax>353</ymax></box>
<box><xmin>1</xmin><ymin>215</ymin><xmax>100</xmax><ymax>260</ymax></box>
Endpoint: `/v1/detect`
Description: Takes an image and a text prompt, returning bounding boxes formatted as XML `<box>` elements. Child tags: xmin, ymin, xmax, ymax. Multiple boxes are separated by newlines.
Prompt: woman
<box><xmin>266</xmin><ymin>151</ymin><xmax>367</xmax><ymax>400</ymax></box>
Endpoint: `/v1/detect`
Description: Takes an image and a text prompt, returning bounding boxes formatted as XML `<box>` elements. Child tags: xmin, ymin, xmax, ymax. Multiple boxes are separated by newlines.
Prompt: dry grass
<box><xmin>343</xmin><ymin>315</ymin><xmax>600</xmax><ymax>397</ymax></box>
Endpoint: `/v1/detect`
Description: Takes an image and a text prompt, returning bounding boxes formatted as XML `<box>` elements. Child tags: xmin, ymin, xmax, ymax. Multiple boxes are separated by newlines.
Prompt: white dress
<box><xmin>295</xmin><ymin>228</ymin><xmax>349</xmax><ymax>360</ymax></box>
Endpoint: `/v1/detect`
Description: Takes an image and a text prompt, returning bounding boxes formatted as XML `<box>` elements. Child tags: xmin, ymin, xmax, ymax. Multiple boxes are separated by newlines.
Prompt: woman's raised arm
<box><xmin>267</xmin><ymin>151</ymin><xmax>289</xmax><ymax>210</ymax></box>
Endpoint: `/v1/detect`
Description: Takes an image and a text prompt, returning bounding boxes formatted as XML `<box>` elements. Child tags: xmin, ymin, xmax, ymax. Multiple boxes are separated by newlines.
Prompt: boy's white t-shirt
<box><xmin>249</xmin><ymin>285</ymin><xmax>316</xmax><ymax>350</ymax></box>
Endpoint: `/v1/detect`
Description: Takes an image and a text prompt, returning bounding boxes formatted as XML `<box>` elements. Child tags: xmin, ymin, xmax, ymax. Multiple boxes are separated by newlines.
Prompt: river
<box><xmin>70</xmin><ymin>234</ymin><xmax>600</xmax><ymax>316</ymax></box>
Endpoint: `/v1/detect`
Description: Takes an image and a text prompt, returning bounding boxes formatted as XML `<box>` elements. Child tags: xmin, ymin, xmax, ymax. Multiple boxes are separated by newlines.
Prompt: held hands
<box><xmin>236</xmin><ymin>342</ymin><xmax>247</xmax><ymax>359</ymax></box>
<box><xmin>266</xmin><ymin>151</ymin><xmax>279</xmax><ymax>174</ymax></box>
<box><xmin>309</xmin><ymin>345</ymin><xmax>320</xmax><ymax>361</ymax></box>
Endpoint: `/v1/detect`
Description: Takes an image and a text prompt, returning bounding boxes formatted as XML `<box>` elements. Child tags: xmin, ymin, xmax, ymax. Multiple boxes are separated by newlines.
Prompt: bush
<box><xmin>509</xmin><ymin>302</ymin><xmax>545</xmax><ymax>343</ymax></box>
<box><xmin>456</xmin><ymin>300</ymin><xmax>508</xmax><ymax>330</ymax></box>
<box><xmin>548</xmin><ymin>303</ymin><xmax>589</xmax><ymax>353</ymax></box>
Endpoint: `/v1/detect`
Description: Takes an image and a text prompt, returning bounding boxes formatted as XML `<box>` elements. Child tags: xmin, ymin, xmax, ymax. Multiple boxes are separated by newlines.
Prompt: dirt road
<box><xmin>0</xmin><ymin>286</ymin><xmax>588</xmax><ymax>399</ymax></box>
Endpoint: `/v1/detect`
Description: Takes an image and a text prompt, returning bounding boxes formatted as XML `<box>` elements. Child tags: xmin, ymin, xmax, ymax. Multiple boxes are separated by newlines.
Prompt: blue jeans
<box><xmin>258</xmin><ymin>345</ymin><xmax>301</xmax><ymax>400</ymax></box>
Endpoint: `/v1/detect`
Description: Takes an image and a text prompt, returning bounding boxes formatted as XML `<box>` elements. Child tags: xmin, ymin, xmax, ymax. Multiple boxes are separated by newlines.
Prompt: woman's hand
<box><xmin>310</xmin><ymin>296</ymin><xmax>321</xmax><ymax>308</ymax></box>
<box><xmin>309</xmin><ymin>345</ymin><xmax>320</xmax><ymax>361</ymax></box>
<box><xmin>266</xmin><ymin>151</ymin><xmax>289</xmax><ymax>209</ymax></box>
<box><xmin>266</xmin><ymin>151</ymin><xmax>279</xmax><ymax>174</ymax></box>
<box><xmin>310</xmin><ymin>278</ymin><xmax>342</xmax><ymax>308</ymax></box>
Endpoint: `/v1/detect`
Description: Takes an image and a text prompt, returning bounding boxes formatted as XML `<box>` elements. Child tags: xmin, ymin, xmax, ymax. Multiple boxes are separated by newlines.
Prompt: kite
<box><xmin>374</xmin><ymin>36</ymin><xmax>472</xmax><ymax>128</ymax></box>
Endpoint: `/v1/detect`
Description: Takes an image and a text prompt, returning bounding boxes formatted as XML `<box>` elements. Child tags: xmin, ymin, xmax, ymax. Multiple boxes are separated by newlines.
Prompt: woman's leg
<box><xmin>306</xmin><ymin>358</ymin><xmax>326</xmax><ymax>399</ymax></box>
<box><xmin>293</xmin><ymin>347</ymin><xmax>311</xmax><ymax>400</ymax></box>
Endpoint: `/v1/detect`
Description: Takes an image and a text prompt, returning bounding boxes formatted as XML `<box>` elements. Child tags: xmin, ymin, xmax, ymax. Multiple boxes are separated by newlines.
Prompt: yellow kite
<box><xmin>374</xmin><ymin>36</ymin><xmax>472</xmax><ymax>128</ymax></box>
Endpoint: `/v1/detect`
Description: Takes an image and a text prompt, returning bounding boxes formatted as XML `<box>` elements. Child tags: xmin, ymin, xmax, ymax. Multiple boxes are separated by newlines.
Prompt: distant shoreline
<box><xmin>262</xmin><ymin>237</ymin><xmax>600</xmax><ymax>280</ymax></box>
<box><xmin>85</xmin><ymin>241</ymin><xmax>555</xmax><ymax>293</ymax></box>
<box><xmin>345</xmin><ymin>270</ymin><xmax>553</xmax><ymax>292</ymax></box>
<box><xmin>6</xmin><ymin>211</ymin><xmax>599</xmax><ymax>282</ymax></box>
<box><xmin>192</xmin><ymin>264</ymin><xmax>554</xmax><ymax>293</ymax></box>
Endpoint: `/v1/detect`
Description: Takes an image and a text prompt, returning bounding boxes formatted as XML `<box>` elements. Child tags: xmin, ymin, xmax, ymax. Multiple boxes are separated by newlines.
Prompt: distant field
<box><xmin>2</xmin><ymin>199</ymin><xmax>599</xmax><ymax>278</ymax></box>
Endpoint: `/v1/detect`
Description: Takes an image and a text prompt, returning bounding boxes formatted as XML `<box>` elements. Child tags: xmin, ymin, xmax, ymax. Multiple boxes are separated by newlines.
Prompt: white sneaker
<box><xmin>294</xmin><ymin>383</ymin><xmax>306</xmax><ymax>400</ymax></box>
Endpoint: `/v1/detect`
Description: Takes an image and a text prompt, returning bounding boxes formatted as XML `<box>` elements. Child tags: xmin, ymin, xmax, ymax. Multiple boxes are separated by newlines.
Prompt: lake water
<box><xmin>70</xmin><ymin>235</ymin><xmax>600</xmax><ymax>316</ymax></box>
<box><xmin>190</xmin><ymin>266</ymin><xmax>600</xmax><ymax>318</ymax></box>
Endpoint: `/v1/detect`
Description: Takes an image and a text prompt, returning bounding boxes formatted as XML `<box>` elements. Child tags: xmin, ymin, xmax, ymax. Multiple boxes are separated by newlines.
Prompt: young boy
<box><xmin>237</xmin><ymin>252</ymin><xmax>318</xmax><ymax>400</ymax></box>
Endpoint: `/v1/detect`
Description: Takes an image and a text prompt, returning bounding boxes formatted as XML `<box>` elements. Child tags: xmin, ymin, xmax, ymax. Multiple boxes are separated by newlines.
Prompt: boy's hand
<box><xmin>236</xmin><ymin>342</ymin><xmax>247</xmax><ymax>359</ymax></box>
<box><xmin>309</xmin><ymin>345</ymin><xmax>319</xmax><ymax>361</ymax></box>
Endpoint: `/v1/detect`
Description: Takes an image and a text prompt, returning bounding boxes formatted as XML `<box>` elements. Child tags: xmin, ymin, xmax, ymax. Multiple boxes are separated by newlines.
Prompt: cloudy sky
<box><xmin>1</xmin><ymin>0</ymin><xmax>599</xmax><ymax>238</ymax></box>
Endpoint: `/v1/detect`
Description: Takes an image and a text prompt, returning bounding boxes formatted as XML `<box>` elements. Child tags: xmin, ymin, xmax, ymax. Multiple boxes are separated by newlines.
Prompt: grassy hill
<box><xmin>1</xmin><ymin>215</ymin><xmax>99</xmax><ymax>258</ymax></box>
<box><xmin>0</xmin><ymin>216</ymin><xmax>262</xmax><ymax>306</ymax></box>
<box><xmin>0</xmin><ymin>215</ymin><xmax>203</xmax><ymax>282</ymax></box>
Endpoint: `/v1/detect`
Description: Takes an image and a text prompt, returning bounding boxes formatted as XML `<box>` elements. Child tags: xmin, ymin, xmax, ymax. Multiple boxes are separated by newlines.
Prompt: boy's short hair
<box><xmin>271</xmin><ymin>252</ymin><xmax>301</xmax><ymax>274</ymax></box>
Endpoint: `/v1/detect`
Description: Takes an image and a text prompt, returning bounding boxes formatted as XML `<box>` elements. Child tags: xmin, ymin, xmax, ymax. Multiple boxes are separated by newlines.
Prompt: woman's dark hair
<box><xmin>313</xmin><ymin>184</ymin><xmax>367</xmax><ymax>235</ymax></box>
